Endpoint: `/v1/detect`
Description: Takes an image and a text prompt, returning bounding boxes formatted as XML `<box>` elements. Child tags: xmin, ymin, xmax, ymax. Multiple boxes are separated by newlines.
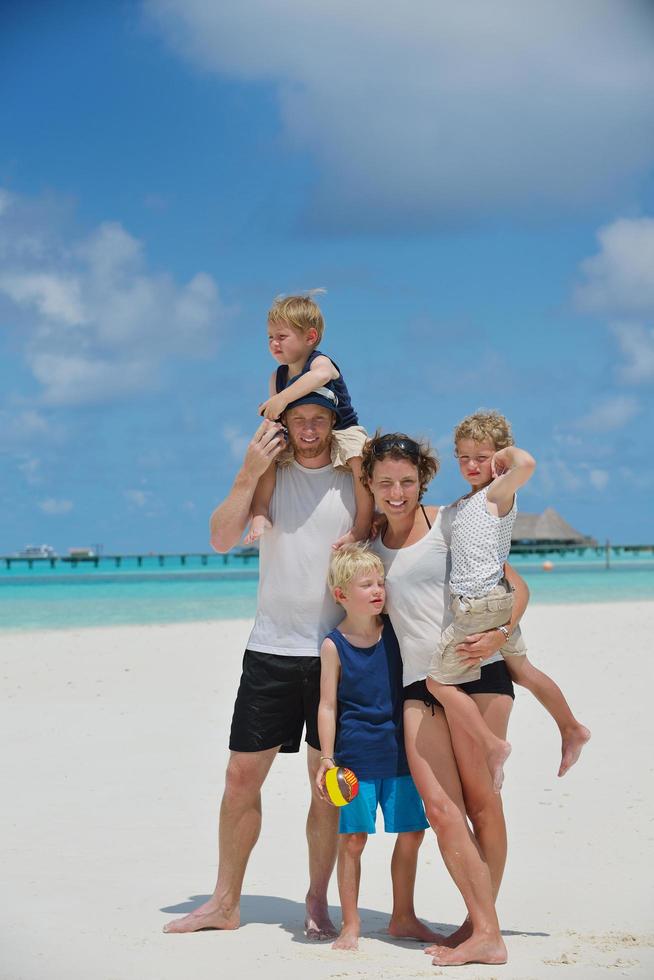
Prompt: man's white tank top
<box><xmin>247</xmin><ymin>460</ymin><xmax>356</xmax><ymax>657</ymax></box>
<box><xmin>372</xmin><ymin>504</ymin><xmax>501</xmax><ymax>687</ymax></box>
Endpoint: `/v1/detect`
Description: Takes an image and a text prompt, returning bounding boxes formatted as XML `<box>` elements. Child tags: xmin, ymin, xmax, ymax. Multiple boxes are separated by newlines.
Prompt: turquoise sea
<box><xmin>1</xmin><ymin>549</ymin><xmax>653</xmax><ymax>631</ymax></box>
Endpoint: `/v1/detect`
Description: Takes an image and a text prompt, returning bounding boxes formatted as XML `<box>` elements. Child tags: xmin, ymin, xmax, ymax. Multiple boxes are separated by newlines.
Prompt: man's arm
<box><xmin>209</xmin><ymin>421</ymin><xmax>285</xmax><ymax>553</ymax></box>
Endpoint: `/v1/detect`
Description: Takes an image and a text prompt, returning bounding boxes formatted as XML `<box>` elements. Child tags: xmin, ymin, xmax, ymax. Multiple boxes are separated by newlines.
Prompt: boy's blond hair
<box><xmin>268</xmin><ymin>292</ymin><xmax>325</xmax><ymax>343</ymax></box>
<box><xmin>328</xmin><ymin>543</ymin><xmax>384</xmax><ymax>596</ymax></box>
<box><xmin>454</xmin><ymin>410</ymin><xmax>514</xmax><ymax>451</ymax></box>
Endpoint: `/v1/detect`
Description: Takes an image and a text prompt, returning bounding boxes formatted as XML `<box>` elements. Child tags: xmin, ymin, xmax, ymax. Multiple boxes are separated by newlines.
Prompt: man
<box><xmin>164</xmin><ymin>391</ymin><xmax>357</xmax><ymax>937</ymax></box>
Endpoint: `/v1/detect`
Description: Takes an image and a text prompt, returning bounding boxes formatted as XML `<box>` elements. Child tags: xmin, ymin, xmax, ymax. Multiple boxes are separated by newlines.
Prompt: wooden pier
<box><xmin>1</xmin><ymin>548</ymin><xmax>260</xmax><ymax>570</ymax></box>
<box><xmin>3</xmin><ymin>543</ymin><xmax>653</xmax><ymax>571</ymax></box>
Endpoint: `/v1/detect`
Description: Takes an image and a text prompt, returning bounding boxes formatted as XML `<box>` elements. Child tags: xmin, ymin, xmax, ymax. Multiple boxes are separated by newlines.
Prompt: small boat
<box><xmin>67</xmin><ymin>547</ymin><xmax>97</xmax><ymax>559</ymax></box>
<box><xmin>17</xmin><ymin>544</ymin><xmax>57</xmax><ymax>558</ymax></box>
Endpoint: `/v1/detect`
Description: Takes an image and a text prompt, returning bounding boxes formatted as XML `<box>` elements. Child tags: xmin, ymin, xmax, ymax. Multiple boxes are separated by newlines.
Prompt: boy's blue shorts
<box><xmin>338</xmin><ymin>774</ymin><xmax>429</xmax><ymax>835</ymax></box>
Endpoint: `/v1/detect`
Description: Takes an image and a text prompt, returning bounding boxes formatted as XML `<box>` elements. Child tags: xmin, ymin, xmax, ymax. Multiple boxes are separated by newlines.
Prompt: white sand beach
<box><xmin>2</xmin><ymin>601</ymin><xmax>654</xmax><ymax>980</ymax></box>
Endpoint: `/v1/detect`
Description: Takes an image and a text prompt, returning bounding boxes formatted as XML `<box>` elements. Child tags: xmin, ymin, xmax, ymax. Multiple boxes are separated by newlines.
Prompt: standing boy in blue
<box><xmin>315</xmin><ymin>545</ymin><xmax>438</xmax><ymax>951</ymax></box>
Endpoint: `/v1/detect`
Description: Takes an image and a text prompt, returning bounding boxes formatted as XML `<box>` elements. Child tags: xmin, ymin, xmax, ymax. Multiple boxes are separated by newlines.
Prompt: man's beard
<box><xmin>288</xmin><ymin>431</ymin><xmax>332</xmax><ymax>461</ymax></box>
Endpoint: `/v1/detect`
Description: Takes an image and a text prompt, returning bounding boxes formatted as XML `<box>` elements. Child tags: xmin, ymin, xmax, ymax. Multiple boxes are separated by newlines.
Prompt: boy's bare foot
<box><xmin>424</xmin><ymin>917</ymin><xmax>472</xmax><ymax>953</ymax></box>
<box><xmin>243</xmin><ymin>516</ymin><xmax>272</xmax><ymax>545</ymax></box>
<box><xmin>388</xmin><ymin>913</ymin><xmax>444</xmax><ymax>942</ymax></box>
<box><xmin>332</xmin><ymin>926</ymin><xmax>360</xmax><ymax>950</ymax></box>
<box><xmin>487</xmin><ymin>739</ymin><xmax>512</xmax><ymax>793</ymax></box>
<box><xmin>304</xmin><ymin>895</ymin><xmax>337</xmax><ymax>941</ymax></box>
<box><xmin>558</xmin><ymin>724</ymin><xmax>591</xmax><ymax>777</ymax></box>
<box><xmin>431</xmin><ymin>933</ymin><xmax>507</xmax><ymax>966</ymax></box>
<box><xmin>163</xmin><ymin>898</ymin><xmax>239</xmax><ymax>933</ymax></box>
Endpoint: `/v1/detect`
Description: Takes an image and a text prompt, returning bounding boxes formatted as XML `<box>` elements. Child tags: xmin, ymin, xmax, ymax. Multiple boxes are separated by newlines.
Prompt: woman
<box><xmin>363</xmin><ymin>432</ymin><xmax>529</xmax><ymax>967</ymax></box>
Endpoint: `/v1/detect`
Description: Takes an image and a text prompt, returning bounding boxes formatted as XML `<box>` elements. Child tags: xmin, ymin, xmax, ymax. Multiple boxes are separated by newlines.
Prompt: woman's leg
<box><xmin>425</xmin><ymin>693</ymin><xmax>513</xmax><ymax>951</ymax></box>
<box><xmin>404</xmin><ymin>700</ymin><xmax>507</xmax><ymax>966</ymax></box>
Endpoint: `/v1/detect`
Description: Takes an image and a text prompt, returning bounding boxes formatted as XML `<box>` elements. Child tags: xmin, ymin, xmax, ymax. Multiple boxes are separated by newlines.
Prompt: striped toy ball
<box><xmin>324</xmin><ymin>766</ymin><xmax>359</xmax><ymax>807</ymax></box>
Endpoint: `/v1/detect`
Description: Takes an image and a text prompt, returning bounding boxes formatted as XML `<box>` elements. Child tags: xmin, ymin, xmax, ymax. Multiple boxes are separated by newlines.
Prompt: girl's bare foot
<box><xmin>431</xmin><ymin>933</ymin><xmax>507</xmax><ymax>966</ymax></box>
<box><xmin>558</xmin><ymin>724</ymin><xmax>591</xmax><ymax>777</ymax></box>
<box><xmin>163</xmin><ymin>898</ymin><xmax>239</xmax><ymax>933</ymax></box>
<box><xmin>332</xmin><ymin>926</ymin><xmax>360</xmax><ymax>950</ymax></box>
<box><xmin>244</xmin><ymin>516</ymin><xmax>272</xmax><ymax>545</ymax></box>
<box><xmin>487</xmin><ymin>739</ymin><xmax>512</xmax><ymax>793</ymax></box>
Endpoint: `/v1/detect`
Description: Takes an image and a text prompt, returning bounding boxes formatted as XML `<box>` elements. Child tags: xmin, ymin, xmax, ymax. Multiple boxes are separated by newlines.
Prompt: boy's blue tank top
<box><xmin>328</xmin><ymin>616</ymin><xmax>409</xmax><ymax>780</ymax></box>
<box><xmin>275</xmin><ymin>348</ymin><xmax>358</xmax><ymax>430</ymax></box>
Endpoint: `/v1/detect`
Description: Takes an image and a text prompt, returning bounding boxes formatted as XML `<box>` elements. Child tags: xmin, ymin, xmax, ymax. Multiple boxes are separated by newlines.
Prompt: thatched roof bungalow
<box><xmin>511</xmin><ymin>507</ymin><xmax>595</xmax><ymax>547</ymax></box>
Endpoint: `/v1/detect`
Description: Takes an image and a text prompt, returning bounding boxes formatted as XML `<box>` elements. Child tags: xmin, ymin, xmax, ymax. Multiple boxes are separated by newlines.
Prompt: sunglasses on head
<box><xmin>370</xmin><ymin>436</ymin><xmax>421</xmax><ymax>460</ymax></box>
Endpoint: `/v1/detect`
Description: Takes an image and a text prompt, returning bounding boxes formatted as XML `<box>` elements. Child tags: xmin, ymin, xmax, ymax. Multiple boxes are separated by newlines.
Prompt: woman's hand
<box><xmin>456</xmin><ymin>628</ymin><xmax>505</xmax><ymax>669</ymax></box>
<box><xmin>368</xmin><ymin>511</ymin><xmax>387</xmax><ymax>541</ymax></box>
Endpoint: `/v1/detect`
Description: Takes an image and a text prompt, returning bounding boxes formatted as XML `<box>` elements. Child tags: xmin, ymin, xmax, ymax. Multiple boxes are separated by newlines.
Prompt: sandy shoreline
<box><xmin>2</xmin><ymin>602</ymin><xmax>653</xmax><ymax>979</ymax></box>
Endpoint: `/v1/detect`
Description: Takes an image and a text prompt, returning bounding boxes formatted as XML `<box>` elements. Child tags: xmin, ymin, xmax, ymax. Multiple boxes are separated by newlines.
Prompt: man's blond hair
<box><xmin>454</xmin><ymin>410</ymin><xmax>514</xmax><ymax>451</ymax></box>
<box><xmin>328</xmin><ymin>543</ymin><xmax>384</xmax><ymax>596</ymax></box>
<box><xmin>268</xmin><ymin>292</ymin><xmax>325</xmax><ymax>343</ymax></box>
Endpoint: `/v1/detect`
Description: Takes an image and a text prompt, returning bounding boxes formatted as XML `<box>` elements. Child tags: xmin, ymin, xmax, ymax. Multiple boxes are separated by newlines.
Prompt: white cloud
<box><xmin>576</xmin><ymin>395</ymin><xmax>640</xmax><ymax>432</ymax></box>
<box><xmin>611</xmin><ymin>322</ymin><xmax>654</xmax><ymax>383</ymax></box>
<box><xmin>589</xmin><ymin>469</ymin><xmax>609</xmax><ymax>491</ymax></box>
<box><xmin>222</xmin><ymin>424</ymin><xmax>250</xmax><ymax>460</ymax></box>
<box><xmin>38</xmin><ymin>498</ymin><xmax>73</xmax><ymax>515</ymax></box>
<box><xmin>18</xmin><ymin>457</ymin><xmax>41</xmax><ymax>485</ymax></box>
<box><xmin>0</xmin><ymin>272</ymin><xmax>86</xmax><ymax>325</ymax></box>
<box><xmin>0</xmin><ymin>409</ymin><xmax>52</xmax><ymax>449</ymax></box>
<box><xmin>124</xmin><ymin>489</ymin><xmax>154</xmax><ymax>508</ymax></box>
<box><xmin>575</xmin><ymin>218</ymin><xmax>654</xmax><ymax>315</ymax></box>
<box><xmin>145</xmin><ymin>0</ymin><xmax>654</xmax><ymax>231</ymax></box>
<box><xmin>0</xmin><ymin>190</ymin><xmax>227</xmax><ymax>405</ymax></box>
<box><xmin>536</xmin><ymin>458</ymin><xmax>583</xmax><ymax>495</ymax></box>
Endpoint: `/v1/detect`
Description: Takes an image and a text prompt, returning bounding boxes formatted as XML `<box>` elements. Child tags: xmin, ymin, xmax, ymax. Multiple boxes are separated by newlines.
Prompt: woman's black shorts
<box><xmin>229</xmin><ymin>650</ymin><xmax>321</xmax><ymax>754</ymax></box>
<box><xmin>403</xmin><ymin>659</ymin><xmax>515</xmax><ymax>708</ymax></box>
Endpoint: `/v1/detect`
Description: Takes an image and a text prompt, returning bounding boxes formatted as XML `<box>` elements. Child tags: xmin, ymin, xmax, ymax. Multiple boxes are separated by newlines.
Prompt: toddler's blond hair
<box><xmin>454</xmin><ymin>410</ymin><xmax>514</xmax><ymax>451</ymax></box>
<box><xmin>268</xmin><ymin>291</ymin><xmax>325</xmax><ymax>343</ymax></box>
<box><xmin>328</xmin><ymin>543</ymin><xmax>384</xmax><ymax>597</ymax></box>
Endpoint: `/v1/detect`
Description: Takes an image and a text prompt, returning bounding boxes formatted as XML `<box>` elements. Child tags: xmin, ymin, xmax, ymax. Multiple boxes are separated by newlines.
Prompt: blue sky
<box><xmin>2</xmin><ymin>0</ymin><xmax>654</xmax><ymax>553</ymax></box>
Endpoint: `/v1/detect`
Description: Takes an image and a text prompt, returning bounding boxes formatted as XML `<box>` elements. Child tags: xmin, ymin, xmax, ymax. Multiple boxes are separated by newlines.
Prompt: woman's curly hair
<box><xmin>361</xmin><ymin>431</ymin><xmax>439</xmax><ymax>501</ymax></box>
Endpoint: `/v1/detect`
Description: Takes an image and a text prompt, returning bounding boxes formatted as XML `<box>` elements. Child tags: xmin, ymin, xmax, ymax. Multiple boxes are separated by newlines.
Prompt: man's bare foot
<box><xmin>431</xmin><ymin>933</ymin><xmax>507</xmax><ymax>966</ymax></box>
<box><xmin>487</xmin><ymin>739</ymin><xmax>512</xmax><ymax>793</ymax></box>
<box><xmin>388</xmin><ymin>913</ymin><xmax>444</xmax><ymax>942</ymax></box>
<box><xmin>304</xmin><ymin>894</ymin><xmax>337</xmax><ymax>941</ymax></box>
<box><xmin>558</xmin><ymin>724</ymin><xmax>591</xmax><ymax>777</ymax></box>
<box><xmin>332</xmin><ymin>926</ymin><xmax>359</xmax><ymax>950</ymax></box>
<box><xmin>424</xmin><ymin>917</ymin><xmax>472</xmax><ymax>953</ymax></box>
<box><xmin>163</xmin><ymin>898</ymin><xmax>239</xmax><ymax>933</ymax></box>
<box><xmin>243</xmin><ymin>516</ymin><xmax>272</xmax><ymax>545</ymax></box>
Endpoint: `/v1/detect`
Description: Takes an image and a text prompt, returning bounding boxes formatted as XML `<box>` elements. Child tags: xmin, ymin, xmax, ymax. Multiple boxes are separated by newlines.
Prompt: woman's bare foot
<box><xmin>487</xmin><ymin>739</ymin><xmax>512</xmax><ymax>793</ymax></box>
<box><xmin>558</xmin><ymin>724</ymin><xmax>591</xmax><ymax>777</ymax></box>
<box><xmin>424</xmin><ymin>917</ymin><xmax>472</xmax><ymax>953</ymax></box>
<box><xmin>244</xmin><ymin>516</ymin><xmax>272</xmax><ymax>545</ymax></box>
<box><xmin>388</xmin><ymin>913</ymin><xmax>444</xmax><ymax>942</ymax></box>
<box><xmin>163</xmin><ymin>898</ymin><xmax>239</xmax><ymax>933</ymax></box>
<box><xmin>304</xmin><ymin>895</ymin><xmax>338</xmax><ymax>941</ymax></box>
<box><xmin>332</xmin><ymin>925</ymin><xmax>360</xmax><ymax>950</ymax></box>
<box><xmin>431</xmin><ymin>933</ymin><xmax>507</xmax><ymax>966</ymax></box>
